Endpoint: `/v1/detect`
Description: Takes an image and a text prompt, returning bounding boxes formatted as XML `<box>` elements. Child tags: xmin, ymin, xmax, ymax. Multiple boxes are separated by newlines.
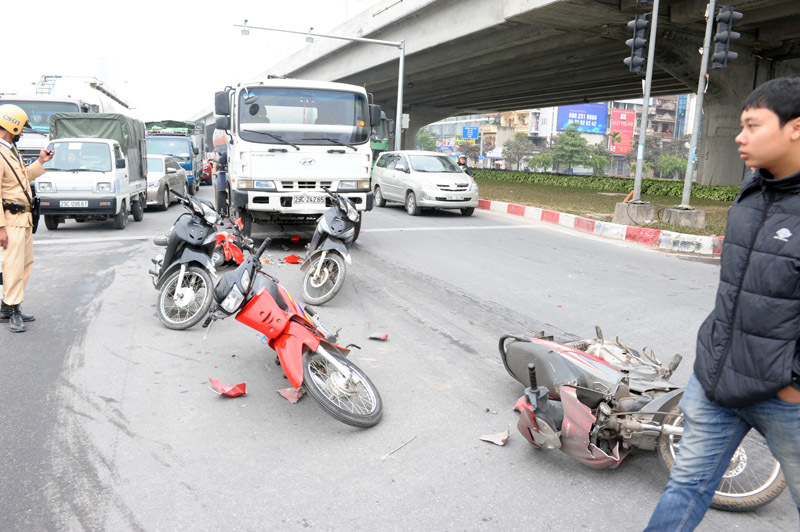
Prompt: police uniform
<box><xmin>0</xmin><ymin>139</ymin><xmax>44</xmax><ymax>310</ymax></box>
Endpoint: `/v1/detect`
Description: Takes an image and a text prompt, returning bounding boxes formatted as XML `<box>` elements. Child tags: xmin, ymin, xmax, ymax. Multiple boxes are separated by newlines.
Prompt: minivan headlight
<box><xmin>97</xmin><ymin>182</ymin><xmax>113</xmax><ymax>192</ymax></box>
<box><xmin>37</xmin><ymin>182</ymin><xmax>53</xmax><ymax>192</ymax></box>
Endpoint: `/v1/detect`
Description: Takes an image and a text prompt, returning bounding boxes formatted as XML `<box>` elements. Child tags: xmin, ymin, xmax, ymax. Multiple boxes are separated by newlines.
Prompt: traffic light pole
<box><xmin>680</xmin><ymin>0</ymin><xmax>716</xmax><ymax>207</ymax></box>
<box><xmin>632</xmin><ymin>0</ymin><xmax>660</xmax><ymax>202</ymax></box>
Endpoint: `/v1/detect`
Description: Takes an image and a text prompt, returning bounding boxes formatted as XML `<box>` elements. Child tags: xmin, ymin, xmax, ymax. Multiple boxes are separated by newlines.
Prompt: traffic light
<box><xmin>624</xmin><ymin>14</ymin><xmax>650</xmax><ymax>74</ymax></box>
<box><xmin>711</xmin><ymin>6</ymin><xmax>743</xmax><ymax>69</ymax></box>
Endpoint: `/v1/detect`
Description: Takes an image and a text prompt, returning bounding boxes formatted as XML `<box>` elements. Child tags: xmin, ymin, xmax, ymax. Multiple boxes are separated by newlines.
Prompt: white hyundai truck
<box><xmin>36</xmin><ymin>113</ymin><xmax>148</xmax><ymax>230</ymax></box>
<box><xmin>213</xmin><ymin>78</ymin><xmax>382</xmax><ymax>236</ymax></box>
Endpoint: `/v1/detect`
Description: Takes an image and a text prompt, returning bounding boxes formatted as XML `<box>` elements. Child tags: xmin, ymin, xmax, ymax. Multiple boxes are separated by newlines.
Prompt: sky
<box><xmin>5</xmin><ymin>0</ymin><xmax>378</xmax><ymax>121</ymax></box>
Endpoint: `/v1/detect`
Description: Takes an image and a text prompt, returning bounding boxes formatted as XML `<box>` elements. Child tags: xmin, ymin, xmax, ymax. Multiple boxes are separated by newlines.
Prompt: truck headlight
<box><xmin>239</xmin><ymin>180</ymin><xmax>276</xmax><ymax>191</ymax></box>
<box><xmin>37</xmin><ymin>182</ymin><xmax>53</xmax><ymax>192</ymax></box>
<box><xmin>338</xmin><ymin>180</ymin><xmax>370</xmax><ymax>191</ymax></box>
<box><xmin>97</xmin><ymin>182</ymin><xmax>113</xmax><ymax>192</ymax></box>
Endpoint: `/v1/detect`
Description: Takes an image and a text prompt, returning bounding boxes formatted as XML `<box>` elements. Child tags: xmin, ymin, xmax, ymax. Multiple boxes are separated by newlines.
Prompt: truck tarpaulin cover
<box><xmin>48</xmin><ymin>113</ymin><xmax>147</xmax><ymax>180</ymax></box>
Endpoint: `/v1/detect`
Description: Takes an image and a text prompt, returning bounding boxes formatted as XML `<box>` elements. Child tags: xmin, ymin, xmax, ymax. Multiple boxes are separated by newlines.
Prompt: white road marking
<box><xmin>33</xmin><ymin>235</ymin><xmax>152</xmax><ymax>246</ymax></box>
<box><xmin>362</xmin><ymin>224</ymin><xmax>539</xmax><ymax>233</ymax></box>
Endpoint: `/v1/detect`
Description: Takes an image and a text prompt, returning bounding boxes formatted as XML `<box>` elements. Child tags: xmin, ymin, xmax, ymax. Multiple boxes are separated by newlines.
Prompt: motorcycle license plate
<box><xmin>295</xmin><ymin>195</ymin><xmax>325</xmax><ymax>204</ymax></box>
<box><xmin>60</xmin><ymin>201</ymin><xmax>89</xmax><ymax>208</ymax></box>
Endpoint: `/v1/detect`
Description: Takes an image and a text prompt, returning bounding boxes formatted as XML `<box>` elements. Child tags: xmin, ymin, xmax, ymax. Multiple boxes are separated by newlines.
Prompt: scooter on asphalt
<box><xmin>149</xmin><ymin>187</ymin><xmax>222</xmax><ymax>330</ymax></box>
<box><xmin>203</xmin><ymin>237</ymin><xmax>383</xmax><ymax>427</ymax></box>
<box><xmin>499</xmin><ymin>327</ymin><xmax>786</xmax><ymax>512</ymax></box>
<box><xmin>300</xmin><ymin>188</ymin><xmax>361</xmax><ymax>305</ymax></box>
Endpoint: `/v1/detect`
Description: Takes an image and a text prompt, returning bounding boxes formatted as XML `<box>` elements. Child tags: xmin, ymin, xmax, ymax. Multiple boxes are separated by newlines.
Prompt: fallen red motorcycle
<box><xmin>499</xmin><ymin>327</ymin><xmax>785</xmax><ymax>512</ymax></box>
<box><xmin>212</xmin><ymin>230</ymin><xmax>244</xmax><ymax>268</ymax></box>
<box><xmin>203</xmin><ymin>238</ymin><xmax>383</xmax><ymax>428</ymax></box>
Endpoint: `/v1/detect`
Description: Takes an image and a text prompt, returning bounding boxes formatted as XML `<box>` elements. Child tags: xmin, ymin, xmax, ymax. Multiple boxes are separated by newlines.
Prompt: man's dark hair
<box><xmin>744</xmin><ymin>77</ymin><xmax>800</xmax><ymax>126</ymax></box>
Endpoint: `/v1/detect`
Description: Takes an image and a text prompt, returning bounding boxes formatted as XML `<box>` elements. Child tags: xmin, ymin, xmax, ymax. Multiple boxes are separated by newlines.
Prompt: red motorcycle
<box><xmin>212</xmin><ymin>230</ymin><xmax>244</xmax><ymax>268</ymax></box>
<box><xmin>203</xmin><ymin>238</ymin><xmax>383</xmax><ymax>428</ymax></box>
<box><xmin>199</xmin><ymin>157</ymin><xmax>213</xmax><ymax>186</ymax></box>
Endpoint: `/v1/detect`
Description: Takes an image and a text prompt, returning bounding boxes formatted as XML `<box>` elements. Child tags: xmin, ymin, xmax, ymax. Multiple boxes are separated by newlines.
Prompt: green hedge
<box><xmin>472</xmin><ymin>169</ymin><xmax>739</xmax><ymax>201</ymax></box>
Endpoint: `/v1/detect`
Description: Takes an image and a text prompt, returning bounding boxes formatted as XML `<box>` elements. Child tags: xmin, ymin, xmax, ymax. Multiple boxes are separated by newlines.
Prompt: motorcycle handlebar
<box><xmin>255</xmin><ymin>237</ymin><xmax>272</xmax><ymax>260</ymax></box>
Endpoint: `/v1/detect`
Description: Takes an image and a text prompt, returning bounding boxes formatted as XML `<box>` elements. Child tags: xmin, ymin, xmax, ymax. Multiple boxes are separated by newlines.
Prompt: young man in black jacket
<box><xmin>646</xmin><ymin>77</ymin><xmax>800</xmax><ymax>530</ymax></box>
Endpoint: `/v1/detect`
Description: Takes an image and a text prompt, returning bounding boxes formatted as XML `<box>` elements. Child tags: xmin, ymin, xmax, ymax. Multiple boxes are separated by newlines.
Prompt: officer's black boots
<box><xmin>1</xmin><ymin>301</ymin><xmax>34</xmax><ymax>332</ymax></box>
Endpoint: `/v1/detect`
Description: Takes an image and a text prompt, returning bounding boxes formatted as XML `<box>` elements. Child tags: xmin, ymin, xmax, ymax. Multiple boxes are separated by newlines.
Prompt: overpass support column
<box><xmin>696</xmin><ymin>53</ymin><xmax>766</xmax><ymax>186</ymax></box>
<box><xmin>388</xmin><ymin>106</ymin><xmax>456</xmax><ymax>151</ymax></box>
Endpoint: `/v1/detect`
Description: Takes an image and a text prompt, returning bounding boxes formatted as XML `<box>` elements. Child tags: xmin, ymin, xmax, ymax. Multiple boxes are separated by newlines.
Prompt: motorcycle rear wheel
<box><xmin>302</xmin><ymin>350</ymin><xmax>382</xmax><ymax>428</ymax></box>
<box><xmin>157</xmin><ymin>265</ymin><xmax>215</xmax><ymax>330</ymax></box>
<box><xmin>302</xmin><ymin>254</ymin><xmax>346</xmax><ymax>305</ymax></box>
<box><xmin>658</xmin><ymin>405</ymin><xmax>786</xmax><ymax>512</ymax></box>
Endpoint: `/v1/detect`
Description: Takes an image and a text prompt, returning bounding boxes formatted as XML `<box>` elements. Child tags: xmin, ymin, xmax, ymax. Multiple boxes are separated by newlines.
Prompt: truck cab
<box><xmin>146</xmin><ymin>130</ymin><xmax>201</xmax><ymax>193</ymax></box>
<box><xmin>214</xmin><ymin>78</ymin><xmax>381</xmax><ymax>236</ymax></box>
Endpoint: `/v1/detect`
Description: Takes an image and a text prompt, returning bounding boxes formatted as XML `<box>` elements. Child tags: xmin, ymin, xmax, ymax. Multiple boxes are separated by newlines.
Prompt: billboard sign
<box><xmin>462</xmin><ymin>126</ymin><xmax>479</xmax><ymax>139</ymax></box>
<box><xmin>608</xmin><ymin>108</ymin><xmax>636</xmax><ymax>155</ymax></box>
<box><xmin>556</xmin><ymin>103</ymin><xmax>608</xmax><ymax>134</ymax></box>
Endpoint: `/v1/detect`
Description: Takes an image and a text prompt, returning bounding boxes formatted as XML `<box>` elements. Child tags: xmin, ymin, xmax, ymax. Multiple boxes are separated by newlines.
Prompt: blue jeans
<box><xmin>645</xmin><ymin>373</ymin><xmax>800</xmax><ymax>531</ymax></box>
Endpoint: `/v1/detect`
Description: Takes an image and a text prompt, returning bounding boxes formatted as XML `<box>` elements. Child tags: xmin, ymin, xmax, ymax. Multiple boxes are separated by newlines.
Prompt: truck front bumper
<box><xmin>231</xmin><ymin>189</ymin><xmax>373</xmax><ymax>219</ymax></box>
<box><xmin>39</xmin><ymin>196</ymin><xmax>118</xmax><ymax>217</ymax></box>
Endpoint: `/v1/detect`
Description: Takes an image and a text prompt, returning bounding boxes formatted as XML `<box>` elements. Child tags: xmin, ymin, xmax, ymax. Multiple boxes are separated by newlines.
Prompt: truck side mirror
<box><xmin>215</xmin><ymin>116</ymin><xmax>231</xmax><ymax>131</ymax></box>
<box><xmin>116</xmin><ymin>158</ymin><xmax>126</xmax><ymax>169</ymax></box>
<box><xmin>193</xmin><ymin>147</ymin><xmax>199</xmax><ymax>155</ymax></box>
<box><xmin>369</xmin><ymin>105</ymin><xmax>382</xmax><ymax>128</ymax></box>
<box><xmin>214</xmin><ymin>91</ymin><xmax>230</xmax><ymax>116</ymax></box>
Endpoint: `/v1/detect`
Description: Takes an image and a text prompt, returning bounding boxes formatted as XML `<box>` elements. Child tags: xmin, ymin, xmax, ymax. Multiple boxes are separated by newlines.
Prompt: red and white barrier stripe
<box><xmin>478</xmin><ymin>199</ymin><xmax>724</xmax><ymax>255</ymax></box>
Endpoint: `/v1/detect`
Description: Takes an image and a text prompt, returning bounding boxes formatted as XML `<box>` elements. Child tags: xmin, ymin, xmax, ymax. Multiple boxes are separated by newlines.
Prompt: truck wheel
<box><xmin>114</xmin><ymin>200</ymin><xmax>128</xmax><ymax>230</ymax></box>
<box><xmin>216</xmin><ymin>190</ymin><xmax>228</xmax><ymax>217</ymax></box>
<box><xmin>44</xmin><ymin>215</ymin><xmax>60</xmax><ymax>231</ymax></box>
<box><xmin>241</xmin><ymin>211</ymin><xmax>252</xmax><ymax>238</ymax></box>
<box><xmin>132</xmin><ymin>198</ymin><xmax>144</xmax><ymax>221</ymax></box>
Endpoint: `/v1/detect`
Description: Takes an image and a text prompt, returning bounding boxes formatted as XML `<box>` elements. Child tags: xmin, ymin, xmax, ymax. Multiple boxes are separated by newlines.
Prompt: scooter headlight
<box><xmin>201</xmin><ymin>203</ymin><xmax>220</xmax><ymax>225</ymax></box>
<box><xmin>345</xmin><ymin>201</ymin><xmax>359</xmax><ymax>222</ymax></box>
<box><xmin>220</xmin><ymin>284</ymin><xmax>245</xmax><ymax>313</ymax></box>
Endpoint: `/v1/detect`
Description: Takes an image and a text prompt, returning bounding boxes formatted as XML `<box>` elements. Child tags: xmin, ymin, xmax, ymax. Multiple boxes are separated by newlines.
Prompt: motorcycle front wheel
<box><xmin>302</xmin><ymin>350</ymin><xmax>383</xmax><ymax>428</ymax></box>
<box><xmin>658</xmin><ymin>405</ymin><xmax>786</xmax><ymax>511</ymax></box>
<box><xmin>302</xmin><ymin>253</ymin><xmax>346</xmax><ymax>305</ymax></box>
<box><xmin>157</xmin><ymin>265</ymin><xmax>215</xmax><ymax>330</ymax></box>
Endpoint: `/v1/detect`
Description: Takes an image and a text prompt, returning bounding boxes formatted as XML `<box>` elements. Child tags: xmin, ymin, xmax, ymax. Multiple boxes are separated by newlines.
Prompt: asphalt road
<box><xmin>1</xmin><ymin>187</ymin><xmax>795</xmax><ymax>532</ymax></box>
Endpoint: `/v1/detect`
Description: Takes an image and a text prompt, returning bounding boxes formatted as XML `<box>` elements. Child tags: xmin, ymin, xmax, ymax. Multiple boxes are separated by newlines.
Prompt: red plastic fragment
<box><xmin>291</xmin><ymin>235</ymin><xmax>301</xmax><ymax>242</ymax></box>
<box><xmin>284</xmin><ymin>254</ymin><xmax>302</xmax><ymax>264</ymax></box>
<box><xmin>278</xmin><ymin>387</ymin><xmax>305</xmax><ymax>403</ymax></box>
<box><xmin>208</xmin><ymin>378</ymin><xmax>247</xmax><ymax>398</ymax></box>
<box><xmin>369</xmin><ymin>333</ymin><xmax>388</xmax><ymax>341</ymax></box>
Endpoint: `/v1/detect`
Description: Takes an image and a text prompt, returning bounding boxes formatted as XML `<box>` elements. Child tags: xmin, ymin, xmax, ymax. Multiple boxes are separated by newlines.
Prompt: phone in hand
<box><xmin>46</xmin><ymin>143</ymin><xmax>55</xmax><ymax>155</ymax></box>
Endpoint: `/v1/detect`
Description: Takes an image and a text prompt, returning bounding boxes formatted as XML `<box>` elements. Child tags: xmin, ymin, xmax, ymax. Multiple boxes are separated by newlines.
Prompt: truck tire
<box><xmin>44</xmin><ymin>215</ymin><xmax>60</xmax><ymax>231</ymax></box>
<box><xmin>241</xmin><ymin>211</ymin><xmax>252</xmax><ymax>238</ymax></box>
<box><xmin>114</xmin><ymin>200</ymin><xmax>128</xmax><ymax>230</ymax></box>
<box><xmin>132</xmin><ymin>197</ymin><xmax>144</xmax><ymax>222</ymax></box>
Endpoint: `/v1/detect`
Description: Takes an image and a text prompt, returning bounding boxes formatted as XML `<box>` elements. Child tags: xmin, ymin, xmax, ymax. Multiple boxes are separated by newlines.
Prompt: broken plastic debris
<box><xmin>284</xmin><ymin>254</ymin><xmax>302</xmax><ymax>264</ymax></box>
<box><xmin>208</xmin><ymin>378</ymin><xmax>247</xmax><ymax>398</ymax></box>
<box><xmin>369</xmin><ymin>333</ymin><xmax>388</xmax><ymax>341</ymax></box>
<box><xmin>278</xmin><ymin>387</ymin><xmax>305</xmax><ymax>403</ymax></box>
<box><xmin>291</xmin><ymin>235</ymin><xmax>301</xmax><ymax>242</ymax></box>
<box><xmin>479</xmin><ymin>427</ymin><xmax>510</xmax><ymax>446</ymax></box>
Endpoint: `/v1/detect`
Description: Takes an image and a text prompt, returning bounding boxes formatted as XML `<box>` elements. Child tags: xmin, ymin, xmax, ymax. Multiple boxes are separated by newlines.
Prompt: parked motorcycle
<box><xmin>499</xmin><ymin>327</ymin><xmax>785</xmax><ymax>512</ymax></box>
<box><xmin>300</xmin><ymin>188</ymin><xmax>361</xmax><ymax>305</ymax></box>
<box><xmin>203</xmin><ymin>237</ymin><xmax>383</xmax><ymax>428</ymax></box>
<box><xmin>149</xmin><ymin>187</ymin><xmax>221</xmax><ymax>330</ymax></box>
<box><xmin>199</xmin><ymin>157</ymin><xmax>213</xmax><ymax>186</ymax></box>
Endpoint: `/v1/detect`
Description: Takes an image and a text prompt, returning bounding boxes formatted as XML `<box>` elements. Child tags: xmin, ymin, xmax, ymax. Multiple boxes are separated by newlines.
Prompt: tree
<box><xmin>657</xmin><ymin>154</ymin><xmax>686</xmax><ymax>179</ymax></box>
<box><xmin>590</xmin><ymin>154</ymin><xmax>609</xmax><ymax>176</ymax></box>
<box><xmin>553</xmin><ymin>124</ymin><xmax>592</xmax><ymax>173</ymax></box>
<box><xmin>502</xmin><ymin>133</ymin><xmax>536</xmax><ymax>170</ymax></box>
<box><xmin>416</xmin><ymin>128</ymin><xmax>437</xmax><ymax>152</ymax></box>
<box><xmin>527</xmin><ymin>151</ymin><xmax>554</xmax><ymax>172</ymax></box>
<box><xmin>455</xmin><ymin>141</ymin><xmax>481</xmax><ymax>163</ymax></box>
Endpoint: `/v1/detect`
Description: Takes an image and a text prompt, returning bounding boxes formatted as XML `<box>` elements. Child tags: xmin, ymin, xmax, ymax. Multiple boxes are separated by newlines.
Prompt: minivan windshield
<box><xmin>408</xmin><ymin>154</ymin><xmax>463</xmax><ymax>173</ymax></box>
<box><xmin>43</xmin><ymin>141</ymin><xmax>112</xmax><ymax>172</ymax></box>
<box><xmin>237</xmin><ymin>88</ymin><xmax>370</xmax><ymax>146</ymax></box>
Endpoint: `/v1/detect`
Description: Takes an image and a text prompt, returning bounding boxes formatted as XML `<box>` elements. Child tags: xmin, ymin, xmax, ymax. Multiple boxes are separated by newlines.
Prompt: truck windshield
<box><xmin>43</xmin><ymin>142</ymin><xmax>112</xmax><ymax>172</ymax></box>
<box><xmin>4</xmin><ymin>100</ymin><xmax>81</xmax><ymax>133</ymax></box>
<box><xmin>237</xmin><ymin>88</ymin><xmax>369</xmax><ymax>146</ymax></box>
<box><xmin>146</xmin><ymin>138</ymin><xmax>193</xmax><ymax>161</ymax></box>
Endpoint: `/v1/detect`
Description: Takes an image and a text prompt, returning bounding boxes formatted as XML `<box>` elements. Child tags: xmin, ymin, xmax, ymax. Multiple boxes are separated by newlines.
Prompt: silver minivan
<box><xmin>371</xmin><ymin>151</ymin><xmax>479</xmax><ymax>216</ymax></box>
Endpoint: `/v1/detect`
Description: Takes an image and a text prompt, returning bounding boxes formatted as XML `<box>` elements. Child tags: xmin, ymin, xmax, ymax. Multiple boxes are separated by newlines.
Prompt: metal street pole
<box><xmin>236</xmin><ymin>22</ymin><xmax>405</xmax><ymax>151</ymax></box>
<box><xmin>680</xmin><ymin>0</ymin><xmax>716</xmax><ymax>207</ymax></box>
<box><xmin>632</xmin><ymin>0</ymin><xmax>660</xmax><ymax>202</ymax></box>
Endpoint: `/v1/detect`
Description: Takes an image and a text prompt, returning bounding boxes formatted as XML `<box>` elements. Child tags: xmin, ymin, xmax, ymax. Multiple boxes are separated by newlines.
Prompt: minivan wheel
<box><xmin>374</xmin><ymin>186</ymin><xmax>386</xmax><ymax>207</ymax></box>
<box><xmin>460</xmin><ymin>207</ymin><xmax>475</xmax><ymax>216</ymax></box>
<box><xmin>405</xmin><ymin>192</ymin><xmax>420</xmax><ymax>216</ymax></box>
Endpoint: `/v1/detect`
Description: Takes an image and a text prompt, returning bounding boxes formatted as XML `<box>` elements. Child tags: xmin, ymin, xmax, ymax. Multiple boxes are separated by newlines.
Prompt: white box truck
<box><xmin>36</xmin><ymin>113</ymin><xmax>148</xmax><ymax>230</ymax></box>
<box><xmin>213</xmin><ymin>78</ymin><xmax>382</xmax><ymax>236</ymax></box>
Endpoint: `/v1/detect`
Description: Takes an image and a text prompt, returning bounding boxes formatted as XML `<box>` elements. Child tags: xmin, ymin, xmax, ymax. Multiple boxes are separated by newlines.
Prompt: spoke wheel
<box><xmin>302</xmin><ymin>350</ymin><xmax>382</xmax><ymax>427</ymax></box>
<box><xmin>302</xmin><ymin>254</ymin><xmax>345</xmax><ymax>305</ymax></box>
<box><xmin>157</xmin><ymin>265</ymin><xmax>214</xmax><ymax>330</ymax></box>
<box><xmin>658</xmin><ymin>405</ymin><xmax>786</xmax><ymax>511</ymax></box>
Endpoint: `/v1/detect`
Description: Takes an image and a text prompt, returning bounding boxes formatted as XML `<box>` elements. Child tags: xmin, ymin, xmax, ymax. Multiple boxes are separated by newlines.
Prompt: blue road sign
<box><xmin>478</xmin><ymin>155</ymin><xmax>486</xmax><ymax>160</ymax></box>
<box><xmin>462</xmin><ymin>126</ymin><xmax>479</xmax><ymax>140</ymax></box>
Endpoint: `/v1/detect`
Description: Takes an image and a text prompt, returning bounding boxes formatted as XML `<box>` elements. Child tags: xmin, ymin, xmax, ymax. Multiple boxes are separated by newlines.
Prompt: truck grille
<box><xmin>280</xmin><ymin>181</ymin><xmax>333</xmax><ymax>190</ymax></box>
<box><xmin>19</xmin><ymin>149</ymin><xmax>40</xmax><ymax>166</ymax></box>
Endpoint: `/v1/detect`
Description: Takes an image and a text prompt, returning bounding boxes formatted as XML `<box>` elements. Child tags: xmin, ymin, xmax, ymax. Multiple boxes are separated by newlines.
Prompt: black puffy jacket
<box><xmin>695</xmin><ymin>169</ymin><xmax>800</xmax><ymax>408</ymax></box>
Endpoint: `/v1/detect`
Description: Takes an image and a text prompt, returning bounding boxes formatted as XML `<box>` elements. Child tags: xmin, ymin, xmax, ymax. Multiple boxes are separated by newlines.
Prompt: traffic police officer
<box><xmin>0</xmin><ymin>104</ymin><xmax>54</xmax><ymax>332</ymax></box>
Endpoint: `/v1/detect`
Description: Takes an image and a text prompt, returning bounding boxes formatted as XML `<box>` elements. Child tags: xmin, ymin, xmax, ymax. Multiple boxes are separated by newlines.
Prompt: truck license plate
<box><xmin>295</xmin><ymin>195</ymin><xmax>325</xmax><ymax>204</ymax></box>
<box><xmin>60</xmin><ymin>201</ymin><xmax>89</xmax><ymax>208</ymax></box>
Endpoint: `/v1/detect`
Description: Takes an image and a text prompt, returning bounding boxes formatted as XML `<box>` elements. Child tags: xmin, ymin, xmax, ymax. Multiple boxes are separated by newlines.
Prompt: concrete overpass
<box><xmin>207</xmin><ymin>0</ymin><xmax>800</xmax><ymax>186</ymax></box>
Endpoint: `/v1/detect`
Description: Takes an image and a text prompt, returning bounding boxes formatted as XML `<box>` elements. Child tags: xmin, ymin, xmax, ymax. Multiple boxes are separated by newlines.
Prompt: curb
<box><xmin>478</xmin><ymin>199</ymin><xmax>724</xmax><ymax>256</ymax></box>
